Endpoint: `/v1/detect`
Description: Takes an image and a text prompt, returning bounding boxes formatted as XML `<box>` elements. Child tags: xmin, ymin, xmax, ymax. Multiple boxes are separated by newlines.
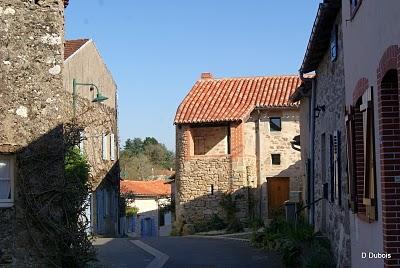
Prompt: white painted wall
<box><xmin>341</xmin><ymin>1</ymin><xmax>400</xmax><ymax>267</ymax></box>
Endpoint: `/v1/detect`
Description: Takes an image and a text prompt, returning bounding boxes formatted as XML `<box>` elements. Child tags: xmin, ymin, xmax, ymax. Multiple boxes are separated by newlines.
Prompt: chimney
<box><xmin>201</xmin><ymin>72</ymin><xmax>213</xmax><ymax>80</ymax></box>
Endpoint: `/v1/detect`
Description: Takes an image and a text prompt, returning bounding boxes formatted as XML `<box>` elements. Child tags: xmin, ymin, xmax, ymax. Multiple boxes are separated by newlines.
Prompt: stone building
<box><xmin>174</xmin><ymin>73</ymin><xmax>302</xmax><ymax>224</ymax></box>
<box><xmin>0</xmin><ymin>1</ymin><xmax>120</xmax><ymax>266</ymax></box>
<box><xmin>290</xmin><ymin>1</ymin><xmax>351</xmax><ymax>267</ymax></box>
<box><xmin>0</xmin><ymin>0</ymin><xmax>70</xmax><ymax>266</ymax></box>
<box><xmin>64</xmin><ymin>39</ymin><xmax>120</xmax><ymax>236</ymax></box>
<box><xmin>342</xmin><ymin>1</ymin><xmax>400</xmax><ymax>267</ymax></box>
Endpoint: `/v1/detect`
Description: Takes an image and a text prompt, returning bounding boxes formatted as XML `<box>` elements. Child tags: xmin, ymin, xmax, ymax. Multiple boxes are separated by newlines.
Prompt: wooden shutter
<box><xmin>346</xmin><ymin>106</ymin><xmax>358</xmax><ymax>212</ymax></box>
<box><xmin>362</xmin><ymin>87</ymin><xmax>377</xmax><ymax>221</ymax></box>
<box><xmin>333</xmin><ymin>130</ymin><xmax>342</xmax><ymax>206</ymax></box>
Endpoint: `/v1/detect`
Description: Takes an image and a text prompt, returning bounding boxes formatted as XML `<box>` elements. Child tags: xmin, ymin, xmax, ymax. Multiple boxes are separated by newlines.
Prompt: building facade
<box><xmin>291</xmin><ymin>1</ymin><xmax>351</xmax><ymax>267</ymax></box>
<box><xmin>121</xmin><ymin>180</ymin><xmax>172</xmax><ymax>237</ymax></box>
<box><xmin>64</xmin><ymin>39</ymin><xmax>120</xmax><ymax>236</ymax></box>
<box><xmin>174</xmin><ymin>73</ymin><xmax>302</xmax><ymax>225</ymax></box>
<box><xmin>342</xmin><ymin>1</ymin><xmax>400</xmax><ymax>267</ymax></box>
<box><xmin>0</xmin><ymin>0</ymin><xmax>73</xmax><ymax>266</ymax></box>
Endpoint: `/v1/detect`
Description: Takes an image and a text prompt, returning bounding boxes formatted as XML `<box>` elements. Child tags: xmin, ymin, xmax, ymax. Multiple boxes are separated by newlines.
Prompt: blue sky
<box><xmin>65</xmin><ymin>1</ymin><xmax>320</xmax><ymax>151</ymax></box>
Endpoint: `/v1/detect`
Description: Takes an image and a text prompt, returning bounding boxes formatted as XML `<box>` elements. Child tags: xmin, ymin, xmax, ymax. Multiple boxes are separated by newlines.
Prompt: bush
<box><xmin>251</xmin><ymin>218</ymin><xmax>335</xmax><ymax>268</ymax></box>
<box><xmin>125</xmin><ymin>206</ymin><xmax>138</xmax><ymax>217</ymax></box>
<box><xmin>194</xmin><ymin>214</ymin><xmax>227</xmax><ymax>233</ymax></box>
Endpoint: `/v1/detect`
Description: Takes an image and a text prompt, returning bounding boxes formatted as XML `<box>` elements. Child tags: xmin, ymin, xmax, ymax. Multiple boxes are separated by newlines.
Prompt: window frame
<box><xmin>350</xmin><ymin>0</ymin><xmax>362</xmax><ymax>19</ymax></box>
<box><xmin>269</xmin><ymin>117</ymin><xmax>282</xmax><ymax>132</ymax></box>
<box><xmin>0</xmin><ymin>155</ymin><xmax>15</xmax><ymax>208</ymax></box>
<box><xmin>271</xmin><ymin>154</ymin><xmax>281</xmax><ymax>165</ymax></box>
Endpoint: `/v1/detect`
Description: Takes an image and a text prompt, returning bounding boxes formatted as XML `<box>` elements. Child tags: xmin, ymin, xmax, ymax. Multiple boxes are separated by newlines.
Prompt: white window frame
<box><xmin>110</xmin><ymin>133</ymin><xmax>116</xmax><ymax>161</ymax></box>
<box><xmin>0</xmin><ymin>155</ymin><xmax>15</xmax><ymax>208</ymax></box>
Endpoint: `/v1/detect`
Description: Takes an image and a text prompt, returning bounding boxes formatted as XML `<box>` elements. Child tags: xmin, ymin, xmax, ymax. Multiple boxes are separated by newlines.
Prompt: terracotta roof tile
<box><xmin>174</xmin><ymin>74</ymin><xmax>301</xmax><ymax>124</ymax></box>
<box><xmin>64</xmin><ymin>39</ymin><xmax>89</xmax><ymax>60</ymax></box>
<box><xmin>121</xmin><ymin>180</ymin><xmax>171</xmax><ymax>197</ymax></box>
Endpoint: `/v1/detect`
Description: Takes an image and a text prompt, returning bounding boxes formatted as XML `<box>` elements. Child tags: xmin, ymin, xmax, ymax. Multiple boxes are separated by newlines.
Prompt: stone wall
<box><xmin>0</xmin><ymin>1</ymin><xmax>66</xmax><ymax>266</ymax></box>
<box><xmin>175</xmin><ymin>154</ymin><xmax>232</xmax><ymax>223</ymax></box>
<box><xmin>175</xmin><ymin>108</ymin><xmax>302</xmax><ymax>224</ymax></box>
<box><xmin>312</xmin><ymin>13</ymin><xmax>351</xmax><ymax>268</ymax></box>
<box><xmin>0</xmin><ymin>1</ymin><xmax>120</xmax><ymax>265</ymax></box>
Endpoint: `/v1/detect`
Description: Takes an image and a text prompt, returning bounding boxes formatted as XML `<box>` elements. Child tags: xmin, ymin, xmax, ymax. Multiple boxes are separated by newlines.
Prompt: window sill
<box><xmin>357</xmin><ymin>213</ymin><xmax>375</xmax><ymax>223</ymax></box>
<box><xmin>0</xmin><ymin>202</ymin><xmax>14</xmax><ymax>208</ymax></box>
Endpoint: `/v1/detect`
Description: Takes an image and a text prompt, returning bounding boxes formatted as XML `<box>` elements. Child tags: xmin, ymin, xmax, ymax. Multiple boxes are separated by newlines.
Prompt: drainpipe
<box><xmin>255</xmin><ymin>110</ymin><xmax>263</xmax><ymax>219</ymax></box>
<box><xmin>300</xmin><ymin>71</ymin><xmax>316</xmax><ymax>226</ymax></box>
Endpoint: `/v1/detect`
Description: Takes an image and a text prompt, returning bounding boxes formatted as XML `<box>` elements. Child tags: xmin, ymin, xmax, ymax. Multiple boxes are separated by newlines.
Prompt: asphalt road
<box><xmin>94</xmin><ymin>236</ymin><xmax>282</xmax><ymax>268</ymax></box>
<box><xmin>143</xmin><ymin>236</ymin><xmax>282</xmax><ymax>268</ymax></box>
<box><xmin>93</xmin><ymin>238</ymin><xmax>154</xmax><ymax>268</ymax></box>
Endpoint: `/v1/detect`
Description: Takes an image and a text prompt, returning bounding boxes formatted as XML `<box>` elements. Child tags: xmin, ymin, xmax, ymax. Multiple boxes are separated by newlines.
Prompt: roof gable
<box><xmin>174</xmin><ymin>75</ymin><xmax>301</xmax><ymax>124</ymax></box>
<box><xmin>64</xmin><ymin>39</ymin><xmax>89</xmax><ymax>60</ymax></box>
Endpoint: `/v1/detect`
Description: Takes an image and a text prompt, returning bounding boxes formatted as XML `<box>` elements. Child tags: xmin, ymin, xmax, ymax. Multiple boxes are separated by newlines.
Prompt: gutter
<box><xmin>299</xmin><ymin>71</ymin><xmax>316</xmax><ymax>226</ymax></box>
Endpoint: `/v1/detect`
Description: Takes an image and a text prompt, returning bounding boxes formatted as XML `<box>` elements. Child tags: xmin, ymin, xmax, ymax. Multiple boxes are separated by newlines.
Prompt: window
<box><xmin>79</xmin><ymin>131</ymin><xmax>85</xmax><ymax>154</ymax></box>
<box><xmin>194</xmin><ymin>137</ymin><xmax>205</xmax><ymax>155</ymax></box>
<box><xmin>346</xmin><ymin>86</ymin><xmax>377</xmax><ymax>221</ymax></box>
<box><xmin>270</xmin><ymin>117</ymin><xmax>282</xmax><ymax>132</ymax></box>
<box><xmin>110</xmin><ymin>133</ymin><xmax>116</xmax><ymax>161</ymax></box>
<box><xmin>330</xmin><ymin>25</ymin><xmax>338</xmax><ymax>62</ymax></box>
<box><xmin>350</xmin><ymin>0</ymin><xmax>362</xmax><ymax>17</ymax></box>
<box><xmin>0</xmin><ymin>156</ymin><xmax>14</xmax><ymax>207</ymax></box>
<box><xmin>271</xmin><ymin>154</ymin><xmax>281</xmax><ymax>165</ymax></box>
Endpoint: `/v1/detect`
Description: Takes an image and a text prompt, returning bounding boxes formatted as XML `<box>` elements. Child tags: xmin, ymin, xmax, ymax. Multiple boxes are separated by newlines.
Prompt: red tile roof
<box><xmin>64</xmin><ymin>39</ymin><xmax>89</xmax><ymax>60</ymax></box>
<box><xmin>174</xmin><ymin>74</ymin><xmax>301</xmax><ymax>124</ymax></box>
<box><xmin>121</xmin><ymin>180</ymin><xmax>171</xmax><ymax>197</ymax></box>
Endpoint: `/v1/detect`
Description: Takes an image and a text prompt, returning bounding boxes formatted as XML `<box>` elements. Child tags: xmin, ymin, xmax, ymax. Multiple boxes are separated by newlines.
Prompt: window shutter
<box><xmin>110</xmin><ymin>133</ymin><xmax>115</xmax><ymax>161</ymax></box>
<box><xmin>102</xmin><ymin>133</ymin><xmax>108</xmax><ymax>160</ymax></box>
<box><xmin>329</xmin><ymin>135</ymin><xmax>334</xmax><ymax>202</ymax></box>
<box><xmin>346</xmin><ymin>106</ymin><xmax>358</xmax><ymax>212</ymax></box>
<box><xmin>333</xmin><ymin>130</ymin><xmax>342</xmax><ymax>206</ymax></box>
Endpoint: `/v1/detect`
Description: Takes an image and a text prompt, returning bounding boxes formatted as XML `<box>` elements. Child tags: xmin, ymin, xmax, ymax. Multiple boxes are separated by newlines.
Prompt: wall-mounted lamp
<box><xmin>72</xmin><ymin>78</ymin><xmax>108</xmax><ymax>117</ymax></box>
<box><xmin>314</xmin><ymin>105</ymin><xmax>326</xmax><ymax>118</ymax></box>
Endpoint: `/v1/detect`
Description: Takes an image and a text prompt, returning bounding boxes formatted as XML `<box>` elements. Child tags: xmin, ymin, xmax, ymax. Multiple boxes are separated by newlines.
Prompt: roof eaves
<box><xmin>300</xmin><ymin>1</ymin><xmax>341</xmax><ymax>73</ymax></box>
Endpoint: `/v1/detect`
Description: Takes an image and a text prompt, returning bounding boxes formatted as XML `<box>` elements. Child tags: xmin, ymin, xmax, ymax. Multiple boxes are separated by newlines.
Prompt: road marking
<box><xmin>130</xmin><ymin>240</ymin><xmax>169</xmax><ymax>268</ymax></box>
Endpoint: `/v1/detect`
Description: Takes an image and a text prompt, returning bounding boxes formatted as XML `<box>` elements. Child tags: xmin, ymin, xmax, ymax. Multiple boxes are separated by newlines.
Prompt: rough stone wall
<box><xmin>244</xmin><ymin>109</ymin><xmax>302</xmax><ymax>220</ymax></box>
<box><xmin>176</xmin><ymin>154</ymin><xmax>232</xmax><ymax>223</ymax></box>
<box><xmin>312</xmin><ymin>14</ymin><xmax>351</xmax><ymax>268</ymax></box>
<box><xmin>0</xmin><ymin>1</ymin><xmax>66</xmax><ymax>267</ymax></box>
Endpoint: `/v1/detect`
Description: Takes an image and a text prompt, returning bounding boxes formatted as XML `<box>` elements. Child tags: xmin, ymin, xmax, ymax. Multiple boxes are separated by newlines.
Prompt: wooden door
<box><xmin>267</xmin><ymin>177</ymin><xmax>290</xmax><ymax>216</ymax></box>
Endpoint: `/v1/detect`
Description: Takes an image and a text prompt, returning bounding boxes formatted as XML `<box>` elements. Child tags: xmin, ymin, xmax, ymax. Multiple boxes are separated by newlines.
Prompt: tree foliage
<box><xmin>120</xmin><ymin>137</ymin><xmax>175</xmax><ymax>180</ymax></box>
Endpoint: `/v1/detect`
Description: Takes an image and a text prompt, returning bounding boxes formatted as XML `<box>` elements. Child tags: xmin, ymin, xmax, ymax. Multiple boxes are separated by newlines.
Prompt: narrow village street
<box><xmin>94</xmin><ymin>237</ymin><xmax>282</xmax><ymax>268</ymax></box>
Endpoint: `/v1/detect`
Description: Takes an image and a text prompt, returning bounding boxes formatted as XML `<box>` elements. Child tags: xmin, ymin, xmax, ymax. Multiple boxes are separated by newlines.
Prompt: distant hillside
<box><xmin>120</xmin><ymin>137</ymin><xmax>175</xmax><ymax>180</ymax></box>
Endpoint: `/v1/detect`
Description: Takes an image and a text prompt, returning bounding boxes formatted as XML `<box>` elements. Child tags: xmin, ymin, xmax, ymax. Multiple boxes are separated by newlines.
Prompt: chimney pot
<box><xmin>201</xmin><ymin>72</ymin><xmax>213</xmax><ymax>79</ymax></box>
